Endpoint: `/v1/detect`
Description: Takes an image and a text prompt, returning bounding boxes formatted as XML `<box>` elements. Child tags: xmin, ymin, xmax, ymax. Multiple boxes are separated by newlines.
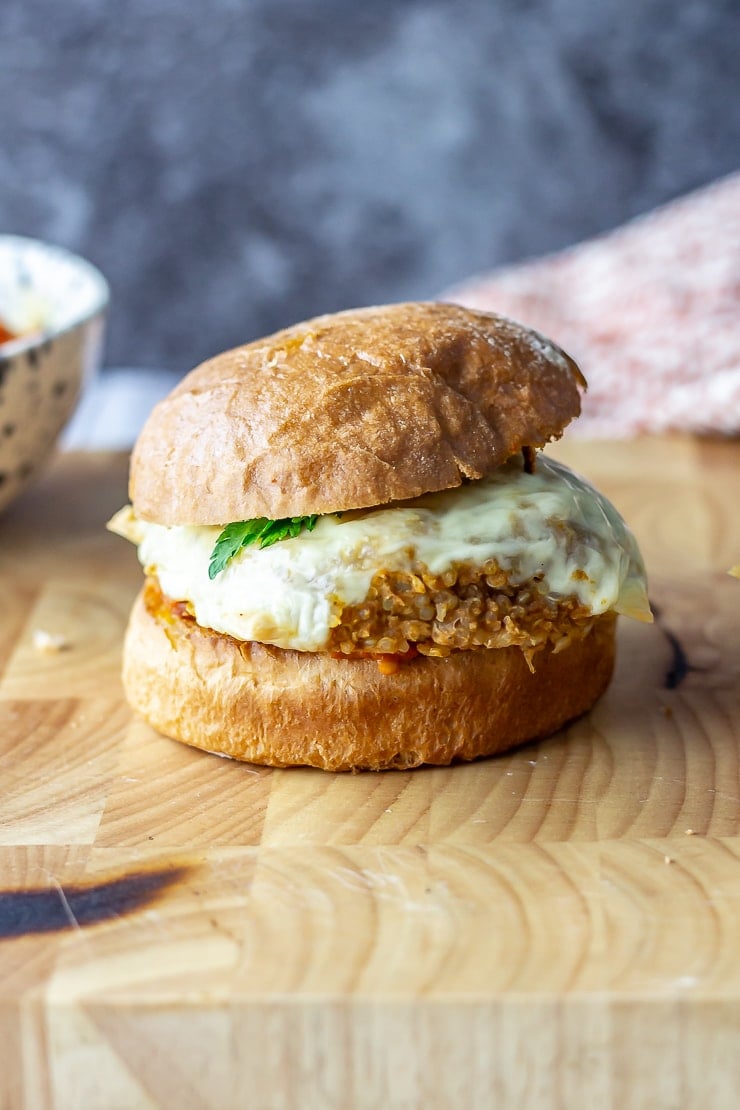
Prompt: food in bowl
<box><xmin>109</xmin><ymin>302</ymin><xmax>651</xmax><ymax>771</ymax></box>
<box><xmin>0</xmin><ymin>235</ymin><xmax>108</xmax><ymax>513</ymax></box>
<box><xmin>0</xmin><ymin>320</ymin><xmax>20</xmax><ymax>345</ymax></box>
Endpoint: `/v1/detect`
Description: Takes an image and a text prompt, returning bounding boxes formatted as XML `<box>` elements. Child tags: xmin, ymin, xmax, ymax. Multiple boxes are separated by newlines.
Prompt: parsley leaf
<box><xmin>208</xmin><ymin>515</ymin><xmax>318</xmax><ymax>579</ymax></box>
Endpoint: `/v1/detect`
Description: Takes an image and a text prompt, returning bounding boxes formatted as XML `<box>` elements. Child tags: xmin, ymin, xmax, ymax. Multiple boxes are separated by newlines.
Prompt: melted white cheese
<box><xmin>109</xmin><ymin>456</ymin><xmax>651</xmax><ymax>651</ymax></box>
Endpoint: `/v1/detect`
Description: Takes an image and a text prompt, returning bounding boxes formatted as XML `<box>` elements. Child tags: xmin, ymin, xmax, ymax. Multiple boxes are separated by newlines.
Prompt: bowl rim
<box><xmin>0</xmin><ymin>234</ymin><xmax>110</xmax><ymax>358</ymax></box>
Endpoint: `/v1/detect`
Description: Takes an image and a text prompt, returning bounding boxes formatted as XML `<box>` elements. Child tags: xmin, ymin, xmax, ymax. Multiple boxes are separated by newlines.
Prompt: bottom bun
<box><xmin>122</xmin><ymin>590</ymin><xmax>617</xmax><ymax>771</ymax></box>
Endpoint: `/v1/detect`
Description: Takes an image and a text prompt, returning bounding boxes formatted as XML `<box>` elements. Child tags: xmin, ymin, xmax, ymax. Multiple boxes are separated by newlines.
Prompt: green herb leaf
<box><xmin>208</xmin><ymin>515</ymin><xmax>319</xmax><ymax>579</ymax></box>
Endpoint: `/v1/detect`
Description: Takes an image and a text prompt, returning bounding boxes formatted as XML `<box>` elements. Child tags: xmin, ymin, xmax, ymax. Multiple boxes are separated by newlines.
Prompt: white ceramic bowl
<box><xmin>0</xmin><ymin>235</ymin><xmax>109</xmax><ymax>513</ymax></box>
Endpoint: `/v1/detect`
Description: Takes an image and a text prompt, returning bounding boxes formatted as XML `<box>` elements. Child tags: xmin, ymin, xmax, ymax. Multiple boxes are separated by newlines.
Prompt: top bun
<box><xmin>130</xmin><ymin>302</ymin><xmax>585</xmax><ymax>525</ymax></box>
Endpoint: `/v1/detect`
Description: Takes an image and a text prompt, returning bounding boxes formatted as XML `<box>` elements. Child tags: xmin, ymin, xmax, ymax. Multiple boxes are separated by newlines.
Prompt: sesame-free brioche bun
<box><xmin>130</xmin><ymin>302</ymin><xmax>584</xmax><ymax>526</ymax></box>
<box><xmin>124</xmin><ymin>588</ymin><xmax>616</xmax><ymax>772</ymax></box>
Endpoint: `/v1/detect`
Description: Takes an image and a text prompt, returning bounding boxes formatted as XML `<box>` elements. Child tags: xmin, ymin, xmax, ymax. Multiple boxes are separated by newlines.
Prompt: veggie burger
<box><xmin>109</xmin><ymin>302</ymin><xmax>650</xmax><ymax>771</ymax></box>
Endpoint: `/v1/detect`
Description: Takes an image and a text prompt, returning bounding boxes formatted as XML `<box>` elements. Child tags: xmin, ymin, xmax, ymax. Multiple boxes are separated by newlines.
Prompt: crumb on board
<box><xmin>664</xmin><ymin>855</ymin><xmax>674</xmax><ymax>865</ymax></box>
<box><xmin>32</xmin><ymin>628</ymin><xmax>71</xmax><ymax>654</ymax></box>
<box><xmin>685</xmin><ymin>828</ymin><xmax>696</xmax><ymax>836</ymax></box>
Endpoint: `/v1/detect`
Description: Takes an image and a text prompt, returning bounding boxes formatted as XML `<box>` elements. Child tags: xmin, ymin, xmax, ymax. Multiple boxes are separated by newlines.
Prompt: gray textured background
<box><xmin>2</xmin><ymin>0</ymin><xmax>740</xmax><ymax>372</ymax></box>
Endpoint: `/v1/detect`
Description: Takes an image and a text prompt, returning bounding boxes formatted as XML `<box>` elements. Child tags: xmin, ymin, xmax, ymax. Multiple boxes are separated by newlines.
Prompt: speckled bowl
<box><xmin>0</xmin><ymin>235</ymin><xmax>108</xmax><ymax>513</ymax></box>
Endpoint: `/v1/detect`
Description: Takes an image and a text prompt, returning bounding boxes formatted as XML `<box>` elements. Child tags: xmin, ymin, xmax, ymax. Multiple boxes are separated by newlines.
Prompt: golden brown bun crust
<box><xmin>123</xmin><ymin>590</ymin><xmax>616</xmax><ymax>771</ymax></box>
<box><xmin>130</xmin><ymin>302</ymin><xmax>584</xmax><ymax>525</ymax></box>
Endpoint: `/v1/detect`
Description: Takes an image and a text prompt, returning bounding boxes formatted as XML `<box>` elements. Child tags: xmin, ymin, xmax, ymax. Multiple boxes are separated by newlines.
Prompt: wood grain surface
<box><xmin>1</xmin><ymin>437</ymin><xmax>739</xmax><ymax>1109</ymax></box>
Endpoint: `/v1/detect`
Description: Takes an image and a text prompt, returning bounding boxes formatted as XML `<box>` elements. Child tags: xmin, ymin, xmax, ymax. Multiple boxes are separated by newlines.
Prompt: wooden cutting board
<box><xmin>1</xmin><ymin>437</ymin><xmax>739</xmax><ymax>1109</ymax></box>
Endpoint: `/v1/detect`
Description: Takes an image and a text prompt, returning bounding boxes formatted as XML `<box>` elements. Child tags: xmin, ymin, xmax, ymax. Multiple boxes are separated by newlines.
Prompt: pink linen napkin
<box><xmin>442</xmin><ymin>173</ymin><xmax>740</xmax><ymax>437</ymax></box>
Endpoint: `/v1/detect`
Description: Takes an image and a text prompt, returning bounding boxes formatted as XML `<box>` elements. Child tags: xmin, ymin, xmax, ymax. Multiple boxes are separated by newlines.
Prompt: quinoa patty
<box><xmin>326</xmin><ymin>561</ymin><xmax>596</xmax><ymax>663</ymax></box>
<box><xmin>146</xmin><ymin>559</ymin><xmax>597</xmax><ymax>669</ymax></box>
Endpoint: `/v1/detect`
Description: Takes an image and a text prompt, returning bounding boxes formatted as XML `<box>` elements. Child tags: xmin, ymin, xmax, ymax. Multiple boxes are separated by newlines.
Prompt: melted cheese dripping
<box><xmin>109</xmin><ymin>456</ymin><xmax>651</xmax><ymax>652</ymax></box>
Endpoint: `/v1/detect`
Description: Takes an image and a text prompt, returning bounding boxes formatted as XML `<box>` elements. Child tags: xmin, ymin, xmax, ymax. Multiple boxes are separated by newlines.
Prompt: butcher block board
<box><xmin>1</xmin><ymin>437</ymin><xmax>739</xmax><ymax>1110</ymax></box>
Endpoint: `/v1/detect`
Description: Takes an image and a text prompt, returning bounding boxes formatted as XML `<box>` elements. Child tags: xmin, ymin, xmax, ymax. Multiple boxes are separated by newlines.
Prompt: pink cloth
<box><xmin>442</xmin><ymin>173</ymin><xmax>740</xmax><ymax>437</ymax></box>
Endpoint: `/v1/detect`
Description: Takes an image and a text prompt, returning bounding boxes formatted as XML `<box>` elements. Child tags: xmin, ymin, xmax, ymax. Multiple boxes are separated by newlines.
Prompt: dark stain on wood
<box><xmin>0</xmin><ymin>866</ymin><xmax>188</xmax><ymax>939</ymax></box>
<box><xmin>652</xmin><ymin>602</ymin><xmax>700</xmax><ymax>690</ymax></box>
